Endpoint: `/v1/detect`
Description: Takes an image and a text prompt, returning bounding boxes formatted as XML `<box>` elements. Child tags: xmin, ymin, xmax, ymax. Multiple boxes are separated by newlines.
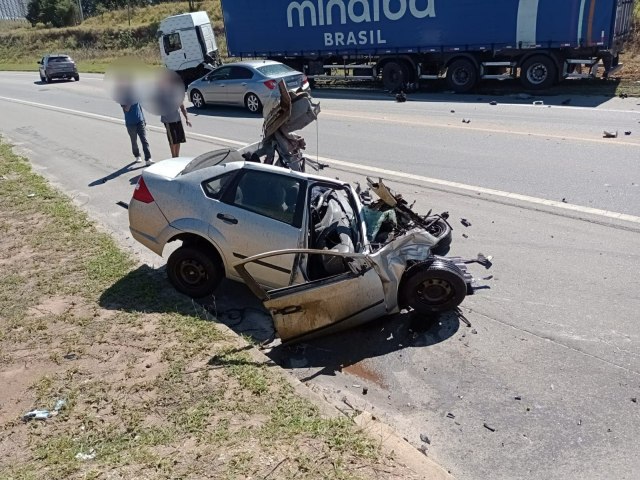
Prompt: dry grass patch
<box><xmin>0</xmin><ymin>139</ymin><xmax>422</xmax><ymax>479</ymax></box>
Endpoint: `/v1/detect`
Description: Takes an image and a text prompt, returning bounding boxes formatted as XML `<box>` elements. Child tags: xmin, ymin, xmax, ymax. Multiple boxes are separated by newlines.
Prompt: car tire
<box><xmin>45</xmin><ymin>75</ymin><xmax>52</xmax><ymax>83</ymax></box>
<box><xmin>244</xmin><ymin>93</ymin><xmax>262</xmax><ymax>113</ymax></box>
<box><xmin>401</xmin><ymin>259</ymin><xmax>467</xmax><ymax>314</ymax></box>
<box><xmin>190</xmin><ymin>89</ymin><xmax>206</xmax><ymax>109</ymax></box>
<box><xmin>74</xmin><ymin>74</ymin><xmax>80</xmax><ymax>81</ymax></box>
<box><xmin>427</xmin><ymin>218</ymin><xmax>453</xmax><ymax>256</ymax></box>
<box><xmin>39</xmin><ymin>74</ymin><xmax>45</xmax><ymax>83</ymax></box>
<box><xmin>446</xmin><ymin>58</ymin><xmax>478</xmax><ymax>93</ymax></box>
<box><xmin>167</xmin><ymin>245</ymin><xmax>223</xmax><ymax>298</ymax></box>
<box><xmin>381</xmin><ymin>61</ymin><xmax>406</xmax><ymax>91</ymax></box>
<box><xmin>520</xmin><ymin>55</ymin><xmax>557</xmax><ymax>90</ymax></box>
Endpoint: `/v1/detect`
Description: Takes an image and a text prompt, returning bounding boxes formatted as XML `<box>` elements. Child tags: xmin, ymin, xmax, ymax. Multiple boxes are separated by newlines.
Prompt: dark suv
<box><xmin>38</xmin><ymin>55</ymin><xmax>79</xmax><ymax>83</ymax></box>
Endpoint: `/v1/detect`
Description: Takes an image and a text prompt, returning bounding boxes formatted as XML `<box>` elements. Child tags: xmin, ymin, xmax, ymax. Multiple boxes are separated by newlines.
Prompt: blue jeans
<box><xmin>126</xmin><ymin>122</ymin><xmax>151</xmax><ymax>160</ymax></box>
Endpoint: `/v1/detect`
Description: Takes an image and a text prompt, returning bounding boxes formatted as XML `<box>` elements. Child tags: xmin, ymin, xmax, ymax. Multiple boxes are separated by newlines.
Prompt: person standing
<box><xmin>122</xmin><ymin>102</ymin><xmax>153</xmax><ymax>166</ymax></box>
<box><xmin>161</xmin><ymin>102</ymin><xmax>191</xmax><ymax>158</ymax></box>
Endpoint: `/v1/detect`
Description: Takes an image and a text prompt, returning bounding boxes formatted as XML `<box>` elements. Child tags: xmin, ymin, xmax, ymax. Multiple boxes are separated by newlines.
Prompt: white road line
<box><xmin>0</xmin><ymin>95</ymin><xmax>245</xmax><ymax>147</ymax></box>
<box><xmin>2</xmin><ymin>94</ymin><xmax>640</xmax><ymax>225</ymax></box>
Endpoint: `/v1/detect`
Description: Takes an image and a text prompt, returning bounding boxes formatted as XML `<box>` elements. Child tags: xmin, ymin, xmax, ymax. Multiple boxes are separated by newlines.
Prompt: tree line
<box><xmin>25</xmin><ymin>0</ymin><xmax>197</xmax><ymax>28</ymax></box>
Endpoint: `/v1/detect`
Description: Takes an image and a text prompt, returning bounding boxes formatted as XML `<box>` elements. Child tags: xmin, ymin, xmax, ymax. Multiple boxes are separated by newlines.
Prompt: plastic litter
<box><xmin>75</xmin><ymin>449</ymin><xmax>96</xmax><ymax>461</ymax></box>
<box><xmin>603</xmin><ymin>130</ymin><xmax>618</xmax><ymax>138</ymax></box>
<box><xmin>22</xmin><ymin>398</ymin><xmax>66</xmax><ymax>422</ymax></box>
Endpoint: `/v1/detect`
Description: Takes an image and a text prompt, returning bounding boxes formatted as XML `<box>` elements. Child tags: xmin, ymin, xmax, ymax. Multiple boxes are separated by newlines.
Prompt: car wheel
<box><xmin>190</xmin><ymin>89</ymin><xmax>206</xmax><ymax>109</ymax></box>
<box><xmin>446</xmin><ymin>58</ymin><xmax>478</xmax><ymax>93</ymax></box>
<box><xmin>39</xmin><ymin>74</ymin><xmax>45</xmax><ymax>83</ymax></box>
<box><xmin>244</xmin><ymin>93</ymin><xmax>262</xmax><ymax>113</ymax></box>
<box><xmin>74</xmin><ymin>74</ymin><xmax>80</xmax><ymax>81</ymax></box>
<box><xmin>167</xmin><ymin>245</ymin><xmax>223</xmax><ymax>298</ymax></box>
<box><xmin>426</xmin><ymin>218</ymin><xmax>453</xmax><ymax>256</ymax></box>
<box><xmin>45</xmin><ymin>75</ymin><xmax>52</xmax><ymax>83</ymax></box>
<box><xmin>381</xmin><ymin>61</ymin><xmax>406</xmax><ymax>91</ymax></box>
<box><xmin>520</xmin><ymin>55</ymin><xmax>557</xmax><ymax>90</ymax></box>
<box><xmin>401</xmin><ymin>259</ymin><xmax>467</xmax><ymax>314</ymax></box>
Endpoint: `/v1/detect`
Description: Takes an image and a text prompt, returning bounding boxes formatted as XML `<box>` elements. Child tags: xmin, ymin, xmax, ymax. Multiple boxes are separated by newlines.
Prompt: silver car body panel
<box><xmin>232</xmin><ymin>231</ymin><xmax>453</xmax><ymax>344</ymax></box>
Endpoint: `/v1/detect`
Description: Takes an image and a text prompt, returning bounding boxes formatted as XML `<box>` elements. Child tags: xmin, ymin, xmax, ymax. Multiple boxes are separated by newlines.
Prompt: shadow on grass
<box><xmin>99</xmin><ymin>265</ymin><xmax>462</xmax><ymax>378</ymax></box>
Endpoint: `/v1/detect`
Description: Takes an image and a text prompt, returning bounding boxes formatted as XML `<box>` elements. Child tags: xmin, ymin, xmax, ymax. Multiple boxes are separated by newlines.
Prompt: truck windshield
<box><xmin>257</xmin><ymin>64</ymin><xmax>295</xmax><ymax>77</ymax></box>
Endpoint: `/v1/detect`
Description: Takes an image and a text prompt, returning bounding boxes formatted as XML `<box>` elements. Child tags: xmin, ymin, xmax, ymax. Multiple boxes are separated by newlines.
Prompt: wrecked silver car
<box><xmin>129</xmin><ymin>81</ymin><xmax>483</xmax><ymax>343</ymax></box>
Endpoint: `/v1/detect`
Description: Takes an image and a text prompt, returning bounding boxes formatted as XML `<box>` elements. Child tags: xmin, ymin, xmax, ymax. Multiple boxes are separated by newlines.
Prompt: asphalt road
<box><xmin>1</xmin><ymin>71</ymin><xmax>639</xmax><ymax>480</ymax></box>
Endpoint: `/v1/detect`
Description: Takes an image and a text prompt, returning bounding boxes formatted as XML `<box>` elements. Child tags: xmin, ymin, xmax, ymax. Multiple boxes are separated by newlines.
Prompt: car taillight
<box><xmin>133</xmin><ymin>177</ymin><xmax>154</xmax><ymax>203</ymax></box>
<box><xmin>264</xmin><ymin>79</ymin><xmax>277</xmax><ymax>90</ymax></box>
<box><xmin>302</xmin><ymin>75</ymin><xmax>308</xmax><ymax>84</ymax></box>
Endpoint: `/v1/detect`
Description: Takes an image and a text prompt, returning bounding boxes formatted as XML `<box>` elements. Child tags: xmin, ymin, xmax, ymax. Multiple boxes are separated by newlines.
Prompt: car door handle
<box><xmin>217</xmin><ymin>213</ymin><xmax>238</xmax><ymax>224</ymax></box>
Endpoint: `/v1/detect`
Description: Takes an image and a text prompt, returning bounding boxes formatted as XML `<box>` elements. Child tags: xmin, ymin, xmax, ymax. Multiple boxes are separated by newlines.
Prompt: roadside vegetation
<box><xmin>0</xmin><ymin>138</ymin><xmax>420</xmax><ymax>479</ymax></box>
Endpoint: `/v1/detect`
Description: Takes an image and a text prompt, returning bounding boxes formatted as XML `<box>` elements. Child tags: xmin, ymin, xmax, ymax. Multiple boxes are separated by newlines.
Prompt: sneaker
<box><xmin>145</xmin><ymin>159</ymin><xmax>154</xmax><ymax>166</ymax></box>
<box><xmin>134</xmin><ymin>156</ymin><xmax>143</xmax><ymax>163</ymax></box>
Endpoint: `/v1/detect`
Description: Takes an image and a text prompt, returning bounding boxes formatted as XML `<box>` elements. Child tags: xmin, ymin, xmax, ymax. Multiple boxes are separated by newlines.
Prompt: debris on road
<box><xmin>446</xmin><ymin>412</ymin><xmax>456</xmax><ymax>419</ymax></box>
<box><xmin>482</xmin><ymin>275</ymin><xmax>494</xmax><ymax>280</ymax></box>
<box><xmin>64</xmin><ymin>353</ymin><xmax>78</xmax><ymax>360</ymax></box>
<box><xmin>461</xmin><ymin>218</ymin><xmax>472</xmax><ymax>227</ymax></box>
<box><xmin>450</xmin><ymin>109</ymin><xmax>455</xmax><ymax>113</ymax></box>
<box><xmin>603</xmin><ymin>130</ymin><xmax>618</xmax><ymax>138</ymax></box>
<box><xmin>632</xmin><ymin>397</ymin><xmax>637</xmax><ymax>403</ymax></box>
<box><xmin>362</xmin><ymin>387</ymin><xmax>368</xmax><ymax>395</ymax></box>
<box><xmin>396</xmin><ymin>91</ymin><xmax>407</xmax><ymax>102</ymax></box>
<box><xmin>420</xmin><ymin>433</ymin><xmax>431</xmax><ymax>444</ymax></box>
<box><xmin>26</xmin><ymin>193</ymin><xmax>36</xmax><ymax>198</ymax></box>
<box><xmin>484</xmin><ymin>423</ymin><xmax>496</xmax><ymax>432</ymax></box>
<box><xmin>418</xmin><ymin>444</ymin><xmax>428</xmax><ymax>455</ymax></box>
<box><xmin>462</xmin><ymin>119</ymin><xmax>471</xmax><ymax>124</ymax></box>
<box><xmin>471</xmin><ymin>329</ymin><xmax>478</xmax><ymax>335</ymax></box>
<box><xmin>489</xmin><ymin>101</ymin><xmax>498</xmax><ymax>106</ymax></box>
<box><xmin>625</xmin><ymin>131</ymin><xmax>632</xmax><ymax>136</ymax></box>
<box><xmin>619</xmin><ymin>93</ymin><xmax>629</xmax><ymax>99</ymax></box>
<box><xmin>562</xmin><ymin>198</ymin><xmax>568</xmax><ymax>203</ymax></box>
<box><xmin>514</xmin><ymin>396</ymin><xmax>522</xmax><ymax>401</ymax></box>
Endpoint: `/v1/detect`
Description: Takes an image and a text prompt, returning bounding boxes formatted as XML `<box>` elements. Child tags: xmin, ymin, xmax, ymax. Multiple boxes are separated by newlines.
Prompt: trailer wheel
<box><xmin>382</xmin><ymin>61</ymin><xmax>406</xmax><ymax>91</ymax></box>
<box><xmin>520</xmin><ymin>55</ymin><xmax>557</xmax><ymax>90</ymax></box>
<box><xmin>190</xmin><ymin>89</ymin><xmax>206</xmax><ymax>109</ymax></box>
<box><xmin>446</xmin><ymin>58</ymin><xmax>478</xmax><ymax>93</ymax></box>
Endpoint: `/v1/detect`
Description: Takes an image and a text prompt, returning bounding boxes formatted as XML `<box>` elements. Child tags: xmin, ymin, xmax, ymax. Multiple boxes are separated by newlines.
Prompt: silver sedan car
<box><xmin>128</xmin><ymin>147</ymin><xmax>475</xmax><ymax>343</ymax></box>
<box><xmin>187</xmin><ymin>60</ymin><xmax>309</xmax><ymax>113</ymax></box>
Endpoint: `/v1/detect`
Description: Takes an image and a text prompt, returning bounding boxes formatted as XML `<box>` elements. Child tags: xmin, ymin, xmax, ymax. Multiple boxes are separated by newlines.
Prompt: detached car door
<box><xmin>205</xmin><ymin>167</ymin><xmax>307</xmax><ymax>288</ymax></box>
<box><xmin>235</xmin><ymin>250</ymin><xmax>388</xmax><ymax>344</ymax></box>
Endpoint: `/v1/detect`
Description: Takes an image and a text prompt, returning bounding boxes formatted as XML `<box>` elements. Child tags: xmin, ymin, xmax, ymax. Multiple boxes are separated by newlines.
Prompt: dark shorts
<box><xmin>165</xmin><ymin>121</ymin><xmax>186</xmax><ymax>145</ymax></box>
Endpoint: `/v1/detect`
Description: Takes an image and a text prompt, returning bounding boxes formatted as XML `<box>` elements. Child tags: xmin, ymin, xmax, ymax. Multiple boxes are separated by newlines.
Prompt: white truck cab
<box><xmin>158</xmin><ymin>11</ymin><xmax>220</xmax><ymax>86</ymax></box>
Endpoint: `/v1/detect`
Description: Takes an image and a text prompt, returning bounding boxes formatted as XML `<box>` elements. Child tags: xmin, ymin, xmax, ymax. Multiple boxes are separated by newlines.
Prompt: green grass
<box><xmin>0</xmin><ymin>1</ymin><xmax>225</xmax><ymax>74</ymax></box>
<box><xmin>0</xmin><ymin>138</ymin><xmax>411</xmax><ymax>479</ymax></box>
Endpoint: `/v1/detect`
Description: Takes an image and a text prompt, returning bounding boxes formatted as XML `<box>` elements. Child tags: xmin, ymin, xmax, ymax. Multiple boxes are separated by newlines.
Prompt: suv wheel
<box><xmin>167</xmin><ymin>245</ymin><xmax>223</xmax><ymax>298</ymax></box>
<box><xmin>74</xmin><ymin>74</ymin><xmax>80</xmax><ymax>81</ymax></box>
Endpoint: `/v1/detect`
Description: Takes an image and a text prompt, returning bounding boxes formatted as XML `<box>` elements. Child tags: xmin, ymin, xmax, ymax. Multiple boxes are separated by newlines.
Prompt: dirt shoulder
<box><xmin>0</xmin><ymin>139</ymin><xmax>429</xmax><ymax>479</ymax></box>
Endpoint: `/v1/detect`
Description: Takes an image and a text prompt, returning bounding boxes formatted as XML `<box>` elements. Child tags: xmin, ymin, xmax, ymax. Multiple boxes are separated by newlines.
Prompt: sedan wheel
<box><xmin>401</xmin><ymin>259</ymin><xmax>467</xmax><ymax>314</ymax></box>
<box><xmin>190</xmin><ymin>89</ymin><xmax>205</xmax><ymax>109</ymax></box>
<box><xmin>245</xmin><ymin>93</ymin><xmax>262</xmax><ymax>113</ymax></box>
<box><xmin>167</xmin><ymin>245</ymin><xmax>222</xmax><ymax>298</ymax></box>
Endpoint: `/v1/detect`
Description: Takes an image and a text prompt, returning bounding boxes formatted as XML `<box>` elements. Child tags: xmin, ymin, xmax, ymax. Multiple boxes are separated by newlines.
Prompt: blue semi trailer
<box><xmin>218</xmin><ymin>0</ymin><xmax>636</xmax><ymax>92</ymax></box>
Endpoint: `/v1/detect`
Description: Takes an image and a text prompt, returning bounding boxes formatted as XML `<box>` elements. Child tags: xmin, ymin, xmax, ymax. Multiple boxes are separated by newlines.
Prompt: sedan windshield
<box><xmin>256</xmin><ymin>64</ymin><xmax>295</xmax><ymax>77</ymax></box>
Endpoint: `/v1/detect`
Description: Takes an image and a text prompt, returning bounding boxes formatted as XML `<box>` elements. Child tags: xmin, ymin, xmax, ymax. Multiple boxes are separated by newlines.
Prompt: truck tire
<box><xmin>382</xmin><ymin>61</ymin><xmax>406</xmax><ymax>91</ymax></box>
<box><xmin>401</xmin><ymin>259</ymin><xmax>467</xmax><ymax>314</ymax></box>
<box><xmin>167</xmin><ymin>245</ymin><xmax>223</xmax><ymax>298</ymax></box>
<box><xmin>520</xmin><ymin>55</ymin><xmax>557</xmax><ymax>90</ymax></box>
<box><xmin>446</xmin><ymin>58</ymin><xmax>478</xmax><ymax>93</ymax></box>
<box><xmin>190</xmin><ymin>89</ymin><xmax>206</xmax><ymax>109</ymax></box>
